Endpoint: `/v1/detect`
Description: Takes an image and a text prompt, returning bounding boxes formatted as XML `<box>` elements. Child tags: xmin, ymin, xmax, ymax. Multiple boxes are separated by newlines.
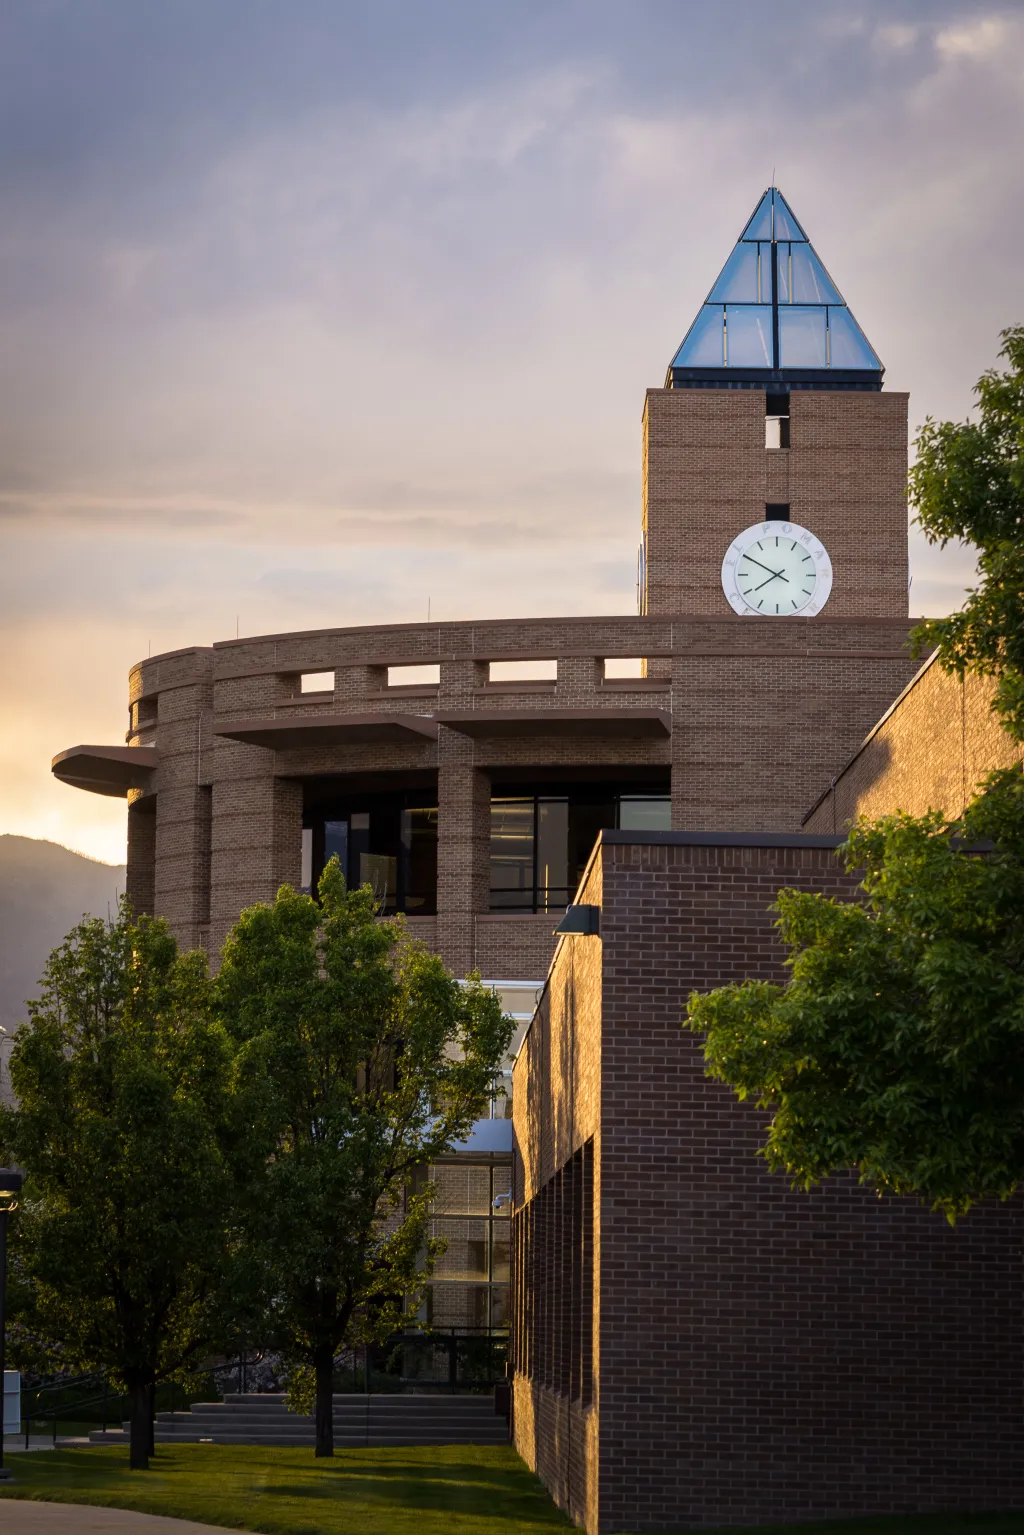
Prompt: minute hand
<box><xmin>744</xmin><ymin>554</ymin><xmax>789</xmax><ymax>584</ymax></box>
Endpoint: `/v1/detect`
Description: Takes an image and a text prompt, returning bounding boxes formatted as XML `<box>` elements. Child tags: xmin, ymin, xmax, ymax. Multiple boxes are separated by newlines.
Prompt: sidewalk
<box><xmin>0</xmin><ymin>1503</ymin><xmax>235</xmax><ymax>1533</ymax></box>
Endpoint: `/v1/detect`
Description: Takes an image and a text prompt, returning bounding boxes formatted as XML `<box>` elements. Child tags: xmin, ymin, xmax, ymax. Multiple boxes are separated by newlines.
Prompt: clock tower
<box><xmin>640</xmin><ymin>186</ymin><xmax>908</xmax><ymax>620</ymax></box>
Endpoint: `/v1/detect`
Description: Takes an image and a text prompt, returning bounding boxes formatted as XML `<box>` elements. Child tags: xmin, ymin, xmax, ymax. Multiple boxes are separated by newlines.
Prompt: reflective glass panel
<box><xmin>489</xmin><ymin>799</ymin><xmax>534</xmax><ymax>909</ymax></box>
<box><xmin>673</xmin><ymin>304</ymin><xmax>724</xmax><ymax>367</ymax></box>
<box><xmin>827</xmin><ymin>306</ymin><xmax>882</xmax><ymax>369</ymax></box>
<box><xmin>771</xmin><ymin>190</ymin><xmax>806</xmax><ymax>241</ymax></box>
<box><xmin>741</xmin><ymin>190</ymin><xmax>774</xmax><ymax>240</ymax></box>
<box><xmin>757</xmin><ymin>243</ymin><xmax>773</xmax><ymax>303</ymax></box>
<box><xmin>618</xmin><ymin>796</ymin><xmax>672</xmax><ymax>830</ymax></box>
<box><xmin>779</xmin><ymin>306</ymin><xmax>827</xmax><ymax>367</ymax></box>
<box><xmin>324</xmin><ymin>820</ymin><xmax>348</xmax><ymax>882</ymax></box>
<box><xmin>787</xmin><ymin>244</ymin><xmax>841</xmax><ymax>304</ymax></box>
<box><xmin>707</xmin><ymin>242</ymin><xmax>758</xmax><ymax>302</ymax></box>
<box><xmin>537</xmin><ymin>799</ymin><xmax>569</xmax><ymax>912</ymax></box>
<box><xmin>725</xmin><ymin>305</ymin><xmax>773</xmax><ymax>367</ymax></box>
<box><xmin>400</xmin><ymin>807</ymin><xmax>437</xmax><ymax>912</ymax></box>
<box><xmin>360</xmin><ymin>852</ymin><xmax>396</xmax><ymax>905</ymax></box>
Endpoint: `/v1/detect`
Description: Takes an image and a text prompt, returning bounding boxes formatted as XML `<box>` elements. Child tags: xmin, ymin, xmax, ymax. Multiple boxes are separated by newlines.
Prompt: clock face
<box><xmin>721</xmin><ymin>521</ymin><xmax>833</xmax><ymax>617</ymax></box>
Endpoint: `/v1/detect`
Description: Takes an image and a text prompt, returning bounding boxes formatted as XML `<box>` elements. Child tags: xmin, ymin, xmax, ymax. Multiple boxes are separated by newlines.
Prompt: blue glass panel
<box><xmin>741</xmin><ymin>190</ymin><xmax>773</xmax><ymax>240</ymax></box>
<box><xmin>725</xmin><ymin>305</ymin><xmax>773</xmax><ymax>368</ymax></box>
<box><xmin>757</xmin><ymin>244</ymin><xmax>773</xmax><ymax>303</ymax></box>
<box><xmin>828</xmin><ymin>306</ymin><xmax>881</xmax><ymax>369</ymax></box>
<box><xmin>771</xmin><ymin>190</ymin><xmax>806</xmax><ymax>241</ymax></box>
<box><xmin>779</xmin><ymin>306</ymin><xmax>826</xmax><ymax>367</ymax></box>
<box><xmin>789</xmin><ymin>244</ymin><xmax>841</xmax><ymax>304</ymax></box>
<box><xmin>708</xmin><ymin>242</ymin><xmax>758</xmax><ymax>302</ymax></box>
<box><xmin>674</xmin><ymin>305</ymin><xmax>724</xmax><ymax>366</ymax></box>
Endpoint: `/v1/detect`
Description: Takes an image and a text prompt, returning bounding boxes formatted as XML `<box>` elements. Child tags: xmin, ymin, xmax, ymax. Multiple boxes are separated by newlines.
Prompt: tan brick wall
<box><xmin>512</xmin><ymin>851</ymin><xmax>602</xmax><ymax>1530</ymax></box>
<box><xmin>804</xmin><ymin>655</ymin><xmax>1023</xmax><ymax>831</ymax></box>
<box><xmin>98</xmin><ymin>612</ymin><xmax>920</xmax><ymax>971</ymax></box>
<box><xmin>513</xmin><ymin>832</ymin><xmax>1024</xmax><ymax>1532</ymax></box>
<box><xmin>643</xmin><ymin>389</ymin><xmax>909</xmax><ymax>620</ymax></box>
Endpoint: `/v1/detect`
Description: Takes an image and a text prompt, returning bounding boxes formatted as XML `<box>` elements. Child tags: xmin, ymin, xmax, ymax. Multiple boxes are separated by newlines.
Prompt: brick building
<box><xmin>52</xmin><ymin>185</ymin><xmax>1023</xmax><ymax>1525</ymax></box>
<box><xmin>512</xmin><ymin>832</ymin><xmax>1024</xmax><ymax>1531</ymax></box>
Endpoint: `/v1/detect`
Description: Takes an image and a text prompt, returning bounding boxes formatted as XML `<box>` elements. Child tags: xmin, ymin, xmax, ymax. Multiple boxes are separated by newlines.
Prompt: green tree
<box><xmin>685</xmin><ymin>767</ymin><xmax>1024</xmax><ymax>1221</ymax></box>
<box><xmin>216</xmin><ymin>861</ymin><xmax>513</xmax><ymax>1457</ymax></box>
<box><xmin>911</xmin><ymin>324</ymin><xmax>1024</xmax><ymax>737</ymax></box>
<box><xmin>0</xmin><ymin>904</ymin><xmax>236</xmax><ymax>1469</ymax></box>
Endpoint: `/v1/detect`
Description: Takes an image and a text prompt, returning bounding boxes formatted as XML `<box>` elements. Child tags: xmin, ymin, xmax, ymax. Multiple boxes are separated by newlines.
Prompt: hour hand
<box><xmin>743</xmin><ymin>555</ymin><xmax>788</xmax><ymax>584</ymax></box>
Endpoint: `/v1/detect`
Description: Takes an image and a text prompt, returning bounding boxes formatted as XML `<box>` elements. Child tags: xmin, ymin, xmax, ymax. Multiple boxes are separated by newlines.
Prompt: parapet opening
<box><xmin>388</xmin><ymin>664</ymin><xmax>441</xmax><ymax>687</ymax></box>
<box><xmin>603</xmin><ymin>658</ymin><xmax>644</xmax><ymax>680</ymax></box>
<box><xmin>300</xmin><ymin>671</ymin><xmax>335</xmax><ymax>694</ymax></box>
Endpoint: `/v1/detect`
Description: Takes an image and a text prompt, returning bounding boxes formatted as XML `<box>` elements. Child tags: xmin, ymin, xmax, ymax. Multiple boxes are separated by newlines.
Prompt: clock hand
<box><xmin>753</xmin><ymin>570</ymin><xmax>788</xmax><ymax>591</ymax></box>
<box><xmin>743</xmin><ymin>554</ymin><xmax>789</xmax><ymax>582</ymax></box>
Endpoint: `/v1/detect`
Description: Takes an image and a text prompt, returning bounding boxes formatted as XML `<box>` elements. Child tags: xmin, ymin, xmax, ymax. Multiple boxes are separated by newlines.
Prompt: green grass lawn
<box><xmin>3</xmin><ymin>1445</ymin><xmax>1024</xmax><ymax>1535</ymax></box>
<box><xmin>0</xmin><ymin>1443</ymin><xmax>573</xmax><ymax>1534</ymax></box>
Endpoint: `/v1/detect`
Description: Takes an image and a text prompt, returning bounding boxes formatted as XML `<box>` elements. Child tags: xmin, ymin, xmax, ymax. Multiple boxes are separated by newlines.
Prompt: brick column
<box><xmin>208</xmin><ymin>747</ymin><xmax>303</xmax><ymax>961</ymax></box>
<box><xmin>125</xmin><ymin>793</ymin><xmax>156</xmax><ymax>918</ymax></box>
<box><xmin>436</xmin><ymin>734</ymin><xmax>490</xmax><ymax>978</ymax></box>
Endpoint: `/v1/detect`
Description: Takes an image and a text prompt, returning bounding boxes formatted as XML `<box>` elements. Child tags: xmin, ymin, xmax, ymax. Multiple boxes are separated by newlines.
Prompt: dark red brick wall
<box><xmin>514</xmin><ymin>833</ymin><xmax>1024</xmax><ymax>1532</ymax></box>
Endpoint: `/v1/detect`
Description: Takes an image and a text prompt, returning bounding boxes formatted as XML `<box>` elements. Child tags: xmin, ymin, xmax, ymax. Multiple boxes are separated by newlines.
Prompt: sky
<box><xmin>1</xmin><ymin>0</ymin><xmax>1022</xmax><ymax>866</ymax></box>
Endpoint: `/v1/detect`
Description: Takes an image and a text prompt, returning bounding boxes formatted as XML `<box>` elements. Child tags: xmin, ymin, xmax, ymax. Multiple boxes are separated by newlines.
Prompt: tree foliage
<box><xmin>216</xmin><ymin>861</ymin><xmax>513</xmax><ymax>1456</ymax></box>
<box><xmin>911</xmin><ymin>324</ymin><xmax>1024</xmax><ymax>737</ymax></box>
<box><xmin>0</xmin><ymin>904</ymin><xmax>235</xmax><ymax>1468</ymax></box>
<box><xmin>685</xmin><ymin>768</ymin><xmax>1024</xmax><ymax>1221</ymax></box>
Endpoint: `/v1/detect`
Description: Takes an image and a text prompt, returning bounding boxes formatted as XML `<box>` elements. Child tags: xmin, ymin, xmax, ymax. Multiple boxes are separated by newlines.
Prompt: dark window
<box><xmin>765</xmin><ymin>502</ymin><xmax>791</xmax><ymax>520</ymax></box>
<box><xmin>489</xmin><ymin>785</ymin><xmax>670</xmax><ymax>912</ymax></box>
<box><xmin>308</xmin><ymin>793</ymin><xmax>437</xmax><ymax>914</ymax></box>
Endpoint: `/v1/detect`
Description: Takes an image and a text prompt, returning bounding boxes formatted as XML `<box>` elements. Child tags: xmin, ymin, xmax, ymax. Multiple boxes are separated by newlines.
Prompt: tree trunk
<box><xmin>314</xmin><ymin>1347</ymin><xmax>334</xmax><ymax>1458</ymax></box>
<box><xmin>148</xmin><ymin>1382</ymin><xmax>156</xmax><ymax>1457</ymax></box>
<box><xmin>128</xmin><ymin>1382</ymin><xmax>150</xmax><ymax>1471</ymax></box>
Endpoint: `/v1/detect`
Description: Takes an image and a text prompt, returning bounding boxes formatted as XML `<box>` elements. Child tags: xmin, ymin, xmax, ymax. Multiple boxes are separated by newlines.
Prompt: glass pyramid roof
<box><xmin>669</xmin><ymin>187</ymin><xmax>882</xmax><ymax>386</ymax></box>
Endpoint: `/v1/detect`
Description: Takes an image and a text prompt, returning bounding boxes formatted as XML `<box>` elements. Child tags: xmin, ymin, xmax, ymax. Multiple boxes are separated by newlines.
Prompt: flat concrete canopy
<box><xmin>436</xmin><ymin>709</ymin><xmax>671</xmax><ymax>738</ymax></box>
<box><xmin>51</xmin><ymin>745</ymin><xmax>158</xmax><ymax>798</ymax></box>
<box><xmin>212</xmin><ymin>713</ymin><xmax>440</xmax><ymax>748</ymax></box>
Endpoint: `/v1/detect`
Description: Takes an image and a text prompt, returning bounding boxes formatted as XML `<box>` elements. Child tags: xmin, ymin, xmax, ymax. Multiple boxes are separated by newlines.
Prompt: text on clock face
<box><xmin>736</xmin><ymin>534</ymin><xmax>818</xmax><ymax>614</ymax></box>
<box><xmin>720</xmin><ymin>519</ymin><xmax>833</xmax><ymax>617</ymax></box>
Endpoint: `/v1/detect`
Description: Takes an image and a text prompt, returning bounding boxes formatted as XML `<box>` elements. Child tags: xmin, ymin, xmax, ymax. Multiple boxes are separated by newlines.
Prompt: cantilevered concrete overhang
<box><xmin>436</xmin><ymin>709</ymin><xmax>671</xmax><ymax>739</ymax></box>
<box><xmin>52</xmin><ymin>745</ymin><xmax>158</xmax><ymax>797</ymax></box>
<box><xmin>212</xmin><ymin>713</ymin><xmax>440</xmax><ymax>749</ymax></box>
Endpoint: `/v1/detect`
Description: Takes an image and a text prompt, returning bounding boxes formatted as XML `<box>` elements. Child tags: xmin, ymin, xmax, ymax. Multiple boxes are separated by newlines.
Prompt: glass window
<box><xmin>827</xmin><ymin>306</ymin><xmax>882</xmax><ymax>369</ymax></box>
<box><xmin>788</xmin><ymin>244</ymin><xmax>841</xmax><ymax>305</ymax></box>
<box><xmin>489</xmin><ymin>799</ymin><xmax>534</xmax><ymax>910</ymax></box>
<box><xmin>757</xmin><ymin>243</ymin><xmax>773</xmax><ymax>304</ymax></box>
<box><xmin>779</xmin><ymin>306</ymin><xmax>827</xmax><ymax>368</ymax></box>
<box><xmin>537</xmin><ymin>799</ymin><xmax>569</xmax><ymax>910</ymax></box>
<box><xmin>707</xmin><ymin>242</ymin><xmax>758</xmax><ymax>302</ymax></box>
<box><xmin>324</xmin><ymin>819</ymin><xmax>348</xmax><ymax>877</ymax></box>
<box><xmin>359</xmin><ymin>852</ymin><xmax>396</xmax><ymax>905</ymax></box>
<box><xmin>770</xmin><ymin>190</ymin><xmax>805</xmax><ymax>241</ymax></box>
<box><xmin>618</xmin><ymin>797</ymin><xmax>671</xmax><ymax>831</ymax></box>
<box><xmin>673</xmin><ymin>304</ymin><xmax>724</xmax><ymax>367</ymax></box>
<box><xmin>401</xmin><ymin>807</ymin><xmax>438</xmax><ymax>912</ymax></box>
<box><xmin>741</xmin><ymin>190</ymin><xmax>774</xmax><ymax>240</ymax></box>
<box><xmin>725</xmin><ymin>305</ymin><xmax>773</xmax><ymax>368</ymax></box>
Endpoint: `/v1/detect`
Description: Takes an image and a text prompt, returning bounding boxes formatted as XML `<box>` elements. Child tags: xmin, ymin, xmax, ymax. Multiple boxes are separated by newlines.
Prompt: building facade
<box><xmin>49</xmin><ymin>183</ymin><xmax>1019</xmax><ymax>1522</ymax></box>
<box><xmin>512</xmin><ymin>831</ymin><xmax>1024</xmax><ymax>1532</ymax></box>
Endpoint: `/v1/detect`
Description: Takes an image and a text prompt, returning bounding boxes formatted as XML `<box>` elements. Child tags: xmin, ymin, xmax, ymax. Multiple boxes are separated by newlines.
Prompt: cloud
<box><xmin>0</xmin><ymin>0</ymin><xmax>1017</xmax><ymax>861</ymax></box>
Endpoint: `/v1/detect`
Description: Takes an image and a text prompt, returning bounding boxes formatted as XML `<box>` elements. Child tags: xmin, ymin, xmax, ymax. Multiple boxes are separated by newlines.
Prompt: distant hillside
<box><xmin>0</xmin><ymin>835</ymin><xmax>126</xmax><ymax>1034</ymax></box>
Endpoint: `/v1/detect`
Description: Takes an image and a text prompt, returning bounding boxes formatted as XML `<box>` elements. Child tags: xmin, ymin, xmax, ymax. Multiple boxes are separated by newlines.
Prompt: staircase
<box><xmin>89</xmin><ymin>1392</ymin><xmax>509</xmax><ymax>1448</ymax></box>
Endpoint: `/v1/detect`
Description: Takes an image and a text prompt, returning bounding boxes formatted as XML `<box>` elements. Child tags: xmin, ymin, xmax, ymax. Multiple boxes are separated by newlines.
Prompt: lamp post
<box><xmin>0</xmin><ymin>1168</ymin><xmax>25</xmax><ymax>1480</ymax></box>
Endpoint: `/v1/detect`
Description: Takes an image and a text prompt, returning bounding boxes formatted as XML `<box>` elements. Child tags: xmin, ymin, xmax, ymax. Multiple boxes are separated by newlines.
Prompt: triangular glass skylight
<box><xmin>670</xmin><ymin>187</ymin><xmax>882</xmax><ymax>380</ymax></box>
